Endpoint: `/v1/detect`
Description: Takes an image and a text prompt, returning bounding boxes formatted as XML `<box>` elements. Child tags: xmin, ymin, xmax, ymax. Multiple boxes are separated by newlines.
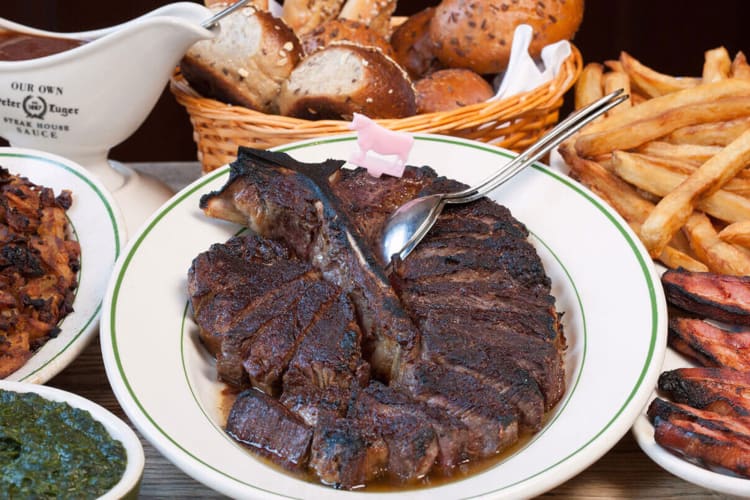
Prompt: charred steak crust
<box><xmin>190</xmin><ymin>147</ymin><xmax>566</xmax><ymax>488</ymax></box>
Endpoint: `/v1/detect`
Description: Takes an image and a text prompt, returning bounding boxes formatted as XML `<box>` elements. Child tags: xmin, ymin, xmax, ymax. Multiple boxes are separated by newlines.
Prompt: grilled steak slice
<box><xmin>188</xmin><ymin>233</ymin><xmax>306</xmax><ymax>355</ymax></box>
<box><xmin>226</xmin><ymin>389</ymin><xmax>313</xmax><ymax>471</ymax></box>
<box><xmin>188</xmin><ymin>233</ymin><xmax>325</xmax><ymax>388</ymax></box>
<box><xmin>310</xmin><ymin>416</ymin><xmax>388</xmax><ymax>488</ymax></box>
<box><xmin>658</xmin><ymin>367</ymin><xmax>750</xmax><ymax>417</ymax></box>
<box><xmin>242</xmin><ymin>279</ymin><xmax>339</xmax><ymax>394</ymax></box>
<box><xmin>651</xmin><ymin>413</ymin><xmax>750</xmax><ymax>478</ymax></box>
<box><xmin>668</xmin><ymin>317</ymin><xmax>750</xmax><ymax>371</ymax></box>
<box><xmin>418</xmin><ymin>307</ymin><xmax>560</xmax><ymax>410</ymax></box>
<box><xmin>348</xmin><ymin>382</ymin><xmax>439</xmax><ymax>482</ymax></box>
<box><xmin>395</xmin><ymin>360</ymin><xmax>519</xmax><ymax>458</ymax></box>
<box><xmin>662</xmin><ymin>269</ymin><xmax>750</xmax><ymax>325</ymax></box>
<box><xmin>200</xmin><ymin>148</ymin><xmax>421</xmax><ymax>379</ymax></box>
<box><xmin>418</xmin><ymin>325</ymin><xmax>545</xmax><ymax>429</ymax></box>
<box><xmin>280</xmin><ymin>292</ymin><xmax>368</xmax><ymax>426</ymax></box>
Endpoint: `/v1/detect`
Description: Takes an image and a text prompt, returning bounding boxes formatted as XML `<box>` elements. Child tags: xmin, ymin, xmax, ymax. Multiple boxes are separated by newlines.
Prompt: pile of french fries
<box><xmin>559</xmin><ymin>47</ymin><xmax>750</xmax><ymax>275</ymax></box>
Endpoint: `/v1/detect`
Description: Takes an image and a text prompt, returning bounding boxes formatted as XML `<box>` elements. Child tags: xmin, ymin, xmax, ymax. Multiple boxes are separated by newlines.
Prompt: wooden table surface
<box><xmin>46</xmin><ymin>163</ymin><xmax>734</xmax><ymax>499</ymax></box>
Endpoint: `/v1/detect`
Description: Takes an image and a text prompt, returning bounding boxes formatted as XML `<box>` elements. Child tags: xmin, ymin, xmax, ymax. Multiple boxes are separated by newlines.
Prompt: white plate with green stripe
<box><xmin>101</xmin><ymin>134</ymin><xmax>667</xmax><ymax>499</ymax></box>
<box><xmin>0</xmin><ymin>147</ymin><xmax>125</xmax><ymax>383</ymax></box>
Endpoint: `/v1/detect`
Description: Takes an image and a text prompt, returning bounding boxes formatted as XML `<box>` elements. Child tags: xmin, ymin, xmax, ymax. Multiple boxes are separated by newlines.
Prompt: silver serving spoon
<box><xmin>379</xmin><ymin>88</ymin><xmax>629</xmax><ymax>266</ymax></box>
<box><xmin>201</xmin><ymin>0</ymin><xmax>252</xmax><ymax>29</ymax></box>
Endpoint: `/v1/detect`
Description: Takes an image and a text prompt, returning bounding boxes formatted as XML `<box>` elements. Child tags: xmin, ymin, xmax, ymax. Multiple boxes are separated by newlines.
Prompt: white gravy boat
<box><xmin>0</xmin><ymin>2</ymin><xmax>214</xmax><ymax>234</ymax></box>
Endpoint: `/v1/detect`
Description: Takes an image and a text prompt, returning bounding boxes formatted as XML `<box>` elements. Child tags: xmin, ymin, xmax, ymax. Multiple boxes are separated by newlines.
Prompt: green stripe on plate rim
<box><xmin>0</xmin><ymin>151</ymin><xmax>122</xmax><ymax>382</ymax></box>
<box><xmin>107</xmin><ymin>135</ymin><xmax>659</xmax><ymax>497</ymax></box>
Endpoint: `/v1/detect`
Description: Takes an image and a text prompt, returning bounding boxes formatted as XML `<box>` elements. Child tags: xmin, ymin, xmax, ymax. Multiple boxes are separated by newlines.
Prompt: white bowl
<box><xmin>0</xmin><ymin>380</ymin><xmax>145</xmax><ymax>499</ymax></box>
<box><xmin>0</xmin><ymin>147</ymin><xmax>126</xmax><ymax>383</ymax></box>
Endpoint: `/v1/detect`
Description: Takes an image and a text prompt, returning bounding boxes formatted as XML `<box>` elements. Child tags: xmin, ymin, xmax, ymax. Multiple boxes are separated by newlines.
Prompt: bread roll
<box><xmin>301</xmin><ymin>18</ymin><xmax>395</xmax><ymax>59</ymax></box>
<box><xmin>338</xmin><ymin>0</ymin><xmax>397</xmax><ymax>37</ymax></box>
<box><xmin>180</xmin><ymin>7</ymin><xmax>303</xmax><ymax>113</ymax></box>
<box><xmin>389</xmin><ymin>7</ymin><xmax>442</xmax><ymax>80</ymax></box>
<box><xmin>415</xmin><ymin>68</ymin><xmax>494</xmax><ymax>114</ymax></box>
<box><xmin>279</xmin><ymin>43</ymin><xmax>416</xmax><ymax>120</ymax></box>
<box><xmin>281</xmin><ymin>0</ymin><xmax>346</xmax><ymax>36</ymax></box>
<box><xmin>430</xmin><ymin>0</ymin><xmax>584</xmax><ymax>74</ymax></box>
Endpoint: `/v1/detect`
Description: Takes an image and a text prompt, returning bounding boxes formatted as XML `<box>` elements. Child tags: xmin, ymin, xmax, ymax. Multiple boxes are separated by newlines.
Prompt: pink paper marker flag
<box><xmin>348</xmin><ymin>113</ymin><xmax>414</xmax><ymax>178</ymax></box>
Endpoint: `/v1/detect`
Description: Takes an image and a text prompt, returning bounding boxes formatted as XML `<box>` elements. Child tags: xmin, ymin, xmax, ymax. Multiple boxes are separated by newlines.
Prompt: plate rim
<box><xmin>102</xmin><ymin>134</ymin><xmax>666</xmax><ymax>498</ymax></box>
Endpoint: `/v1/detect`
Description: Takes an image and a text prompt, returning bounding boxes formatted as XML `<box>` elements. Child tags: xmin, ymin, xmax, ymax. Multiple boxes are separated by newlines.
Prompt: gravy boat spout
<box><xmin>0</xmin><ymin>2</ymin><xmax>215</xmax><ymax>233</ymax></box>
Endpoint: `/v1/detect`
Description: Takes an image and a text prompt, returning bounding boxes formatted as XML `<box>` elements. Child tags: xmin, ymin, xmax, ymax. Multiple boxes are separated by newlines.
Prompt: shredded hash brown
<box><xmin>0</xmin><ymin>167</ymin><xmax>81</xmax><ymax>377</ymax></box>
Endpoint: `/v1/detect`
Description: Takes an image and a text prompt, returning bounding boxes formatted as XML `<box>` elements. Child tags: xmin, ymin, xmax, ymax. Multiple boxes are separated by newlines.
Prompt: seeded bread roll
<box><xmin>414</xmin><ymin>68</ymin><xmax>494</xmax><ymax>114</ymax></box>
<box><xmin>301</xmin><ymin>18</ymin><xmax>395</xmax><ymax>59</ymax></box>
<box><xmin>282</xmin><ymin>0</ymin><xmax>347</xmax><ymax>36</ymax></box>
<box><xmin>279</xmin><ymin>42</ymin><xmax>416</xmax><ymax>120</ymax></box>
<box><xmin>338</xmin><ymin>0</ymin><xmax>397</xmax><ymax>37</ymax></box>
<box><xmin>430</xmin><ymin>0</ymin><xmax>584</xmax><ymax>74</ymax></box>
<box><xmin>389</xmin><ymin>7</ymin><xmax>442</xmax><ymax>80</ymax></box>
<box><xmin>180</xmin><ymin>7</ymin><xmax>303</xmax><ymax>113</ymax></box>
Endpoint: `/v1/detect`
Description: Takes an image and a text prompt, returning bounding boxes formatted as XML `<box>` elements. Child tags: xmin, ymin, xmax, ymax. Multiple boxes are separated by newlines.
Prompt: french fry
<box><xmin>611</xmin><ymin>150</ymin><xmax>750</xmax><ymax>223</ymax></box>
<box><xmin>731</xmin><ymin>51</ymin><xmax>750</xmax><ymax>80</ymax></box>
<box><xmin>665</xmin><ymin>116</ymin><xmax>750</xmax><ymax>146</ymax></box>
<box><xmin>629</xmin><ymin>152</ymin><xmax>750</xmax><ymax>194</ymax></box>
<box><xmin>619</xmin><ymin>51</ymin><xmax>701</xmax><ymax>97</ymax></box>
<box><xmin>560</xmin><ymin>144</ymin><xmax>705</xmax><ymax>271</ymax></box>
<box><xmin>640</xmin><ymin>129</ymin><xmax>750</xmax><ymax>256</ymax></box>
<box><xmin>602</xmin><ymin>71</ymin><xmax>631</xmax><ymax>115</ymax></box>
<box><xmin>702</xmin><ymin>46</ymin><xmax>732</xmax><ymax>82</ymax></box>
<box><xmin>559</xmin><ymin>144</ymin><xmax>653</xmax><ymax>223</ymax></box>
<box><xmin>576</xmin><ymin>95</ymin><xmax>750</xmax><ymax>157</ymax></box>
<box><xmin>580</xmin><ymin>78</ymin><xmax>750</xmax><ymax>137</ymax></box>
<box><xmin>718</xmin><ymin>220</ymin><xmax>750</xmax><ymax>248</ymax></box>
<box><xmin>636</xmin><ymin>141</ymin><xmax>722</xmax><ymax>164</ymax></box>
<box><xmin>575</xmin><ymin>63</ymin><xmax>604</xmax><ymax>110</ymax></box>
<box><xmin>683</xmin><ymin>212</ymin><xmax>750</xmax><ymax>275</ymax></box>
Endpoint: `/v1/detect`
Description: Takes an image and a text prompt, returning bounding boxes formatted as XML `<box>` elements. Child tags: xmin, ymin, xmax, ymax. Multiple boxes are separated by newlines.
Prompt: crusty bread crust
<box><xmin>415</xmin><ymin>68</ymin><xmax>494</xmax><ymax>114</ymax></box>
<box><xmin>301</xmin><ymin>18</ymin><xmax>395</xmax><ymax>59</ymax></box>
<box><xmin>430</xmin><ymin>0</ymin><xmax>584</xmax><ymax>74</ymax></box>
<box><xmin>180</xmin><ymin>7</ymin><xmax>303</xmax><ymax>113</ymax></box>
<box><xmin>282</xmin><ymin>0</ymin><xmax>347</xmax><ymax>36</ymax></box>
<box><xmin>279</xmin><ymin>42</ymin><xmax>416</xmax><ymax>120</ymax></box>
<box><xmin>389</xmin><ymin>7</ymin><xmax>442</xmax><ymax>80</ymax></box>
<box><xmin>338</xmin><ymin>0</ymin><xmax>396</xmax><ymax>37</ymax></box>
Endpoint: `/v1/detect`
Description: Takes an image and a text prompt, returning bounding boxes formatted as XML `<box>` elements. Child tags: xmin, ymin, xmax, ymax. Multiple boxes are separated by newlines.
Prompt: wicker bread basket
<box><xmin>170</xmin><ymin>44</ymin><xmax>582</xmax><ymax>173</ymax></box>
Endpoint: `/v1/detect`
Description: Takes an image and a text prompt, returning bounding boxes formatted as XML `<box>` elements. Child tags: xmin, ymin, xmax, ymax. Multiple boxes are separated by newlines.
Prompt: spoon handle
<box><xmin>445</xmin><ymin>89</ymin><xmax>628</xmax><ymax>204</ymax></box>
<box><xmin>201</xmin><ymin>0</ymin><xmax>252</xmax><ymax>29</ymax></box>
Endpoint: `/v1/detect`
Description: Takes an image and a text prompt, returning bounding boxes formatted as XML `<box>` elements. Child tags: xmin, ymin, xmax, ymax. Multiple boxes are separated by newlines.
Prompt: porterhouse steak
<box><xmin>188</xmin><ymin>147</ymin><xmax>566</xmax><ymax>489</ymax></box>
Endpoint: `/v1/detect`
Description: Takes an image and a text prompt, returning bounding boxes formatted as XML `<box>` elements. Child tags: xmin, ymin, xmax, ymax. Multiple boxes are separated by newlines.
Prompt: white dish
<box><xmin>0</xmin><ymin>380</ymin><xmax>145</xmax><ymax>499</ymax></box>
<box><xmin>101</xmin><ymin>134</ymin><xmax>667</xmax><ymax>499</ymax></box>
<box><xmin>630</xmin><ymin>263</ymin><xmax>750</xmax><ymax>497</ymax></box>
<box><xmin>0</xmin><ymin>147</ymin><xmax>125</xmax><ymax>383</ymax></box>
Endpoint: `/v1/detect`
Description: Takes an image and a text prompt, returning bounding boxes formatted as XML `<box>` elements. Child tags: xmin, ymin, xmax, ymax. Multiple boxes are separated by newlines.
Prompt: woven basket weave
<box><xmin>170</xmin><ymin>44</ymin><xmax>582</xmax><ymax>173</ymax></box>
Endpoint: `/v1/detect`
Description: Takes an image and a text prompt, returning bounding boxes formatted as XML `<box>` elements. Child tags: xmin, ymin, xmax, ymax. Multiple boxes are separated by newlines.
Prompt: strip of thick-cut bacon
<box><xmin>662</xmin><ymin>268</ymin><xmax>750</xmax><ymax>325</ymax></box>
<box><xmin>658</xmin><ymin>367</ymin><xmax>750</xmax><ymax>418</ymax></box>
<box><xmin>668</xmin><ymin>316</ymin><xmax>750</xmax><ymax>370</ymax></box>
<box><xmin>648</xmin><ymin>397</ymin><xmax>750</xmax><ymax>442</ymax></box>
<box><xmin>652</xmin><ymin>415</ymin><xmax>750</xmax><ymax>478</ymax></box>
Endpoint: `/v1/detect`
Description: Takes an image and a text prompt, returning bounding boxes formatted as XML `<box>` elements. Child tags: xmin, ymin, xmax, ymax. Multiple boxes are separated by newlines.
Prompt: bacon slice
<box><xmin>650</xmin><ymin>400</ymin><xmax>750</xmax><ymax>478</ymax></box>
<box><xmin>658</xmin><ymin>367</ymin><xmax>750</xmax><ymax>418</ymax></box>
<box><xmin>662</xmin><ymin>268</ymin><xmax>750</xmax><ymax>325</ymax></box>
<box><xmin>668</xmin><ymin>316</ymin><xmax>750</xmax><ymax>370</ymax></box>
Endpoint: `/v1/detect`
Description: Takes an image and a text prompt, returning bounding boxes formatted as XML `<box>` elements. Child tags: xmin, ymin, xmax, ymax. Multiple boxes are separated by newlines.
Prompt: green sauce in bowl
<box><xmin>0</xmin><ymin>389</ymin><xmax>127</xmax><ymax>498</ymax></box>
